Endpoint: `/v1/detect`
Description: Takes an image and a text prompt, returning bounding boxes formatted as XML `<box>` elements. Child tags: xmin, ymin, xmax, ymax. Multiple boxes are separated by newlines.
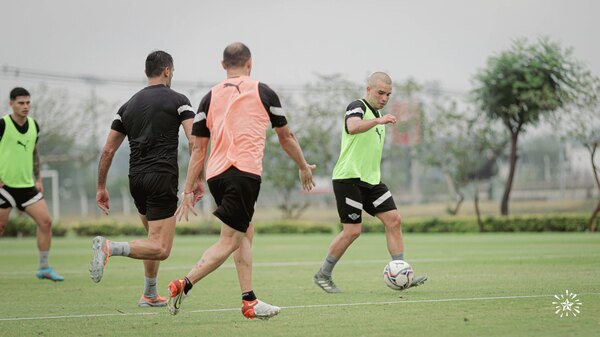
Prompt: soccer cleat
<box><xmin>242</xmin><ymin>299</ymin><xmax>281</xmax><ymax>320</ymax></box>
<box><xmin>89</xmin><ymin>236</ymin><xmax>110</xmax><ymax>283</ymax></box>
<box><xmin>36</xmin><ymin>267</ymin><xmax>64</xmax><ymax>282</ymax></box>
<box><xmin>167</xmin><ymin>279</ymin><xmax>188</xmax><ymax>315</ymax></box>
<box><xmin>138</xmin><ymin>295</ymin><xmax>168</xmax><ymax>308</ymax></box>
<box><xmin>408</xmin><ymin>275</ymin><xmax>428</xmax><ymax>288</ymax></box>
<box><xmin>313</xmin><ymin>271</ymin><xmax>342</xmax><ymax>293</ymax></box>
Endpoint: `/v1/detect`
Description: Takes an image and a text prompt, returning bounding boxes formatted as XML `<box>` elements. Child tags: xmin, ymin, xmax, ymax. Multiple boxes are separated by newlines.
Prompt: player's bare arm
<box><xmin>181</xmin><ymin>119</ymin><xmax>204</xmax><ymax>203</ymax></box>
<box><xmin>96</xmin><ymin>130</ymin><xmax>126</xmax><ymax>215</ymax></box>
<box><xmin>346</xmin><ymin>114</ymin><xmax>396</xmax><ymax>135</ymax></box>
<box><xmin>274</xmin><ymin>124</ymin><xmax>316</xmax><ymax>192</ymax></box>
<box><xmin>176</xmin><ymin>136</ymin><xmax>209</xmax><ymax>221</ymax></box>
<box><xmin>33</xmin><ymin>146</ymin><xmax>43</xmax><ymax>193</ymax></box>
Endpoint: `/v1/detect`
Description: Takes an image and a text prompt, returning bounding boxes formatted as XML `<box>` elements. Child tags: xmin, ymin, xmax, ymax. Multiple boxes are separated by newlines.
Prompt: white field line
<box><xmin>1</xmin><ymin>293</ymin><xmax>599</xmax><ymax>322</ymax></box>
<box><xmin>0</xmin><ymin>254</ymin><xmax>589</xmax><ymax>276</ymax></box>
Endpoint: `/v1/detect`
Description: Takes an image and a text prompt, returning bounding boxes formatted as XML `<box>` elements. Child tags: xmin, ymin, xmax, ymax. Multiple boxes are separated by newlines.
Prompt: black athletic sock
<box><xmin>183</xmin><ymin>277</ymin><xmax>193</xmax><ymax>294</ymax></box>
<box><xmin>242</xmin><ymin>290</ymin><xmax>257</xmax><ymax>301</ymax></box>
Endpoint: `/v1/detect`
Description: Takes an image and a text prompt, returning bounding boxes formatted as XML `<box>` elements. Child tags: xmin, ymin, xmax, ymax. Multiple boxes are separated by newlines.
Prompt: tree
<box><xmin>417</xmin><ymin>100</ymin><xmax>506</xmax><ymax>230</ymax></box>
<box><xmin>555</xmin><ymin>79</ymin><xmax>600</xmax><ymax>231</ymax></box>
<box><xmin>262</xmin><ymin>74</ymin><xmax>360</xmax><ymax>219</ymax></box>
<box><xmin>29</xmin><ymin>84</ymin><xmax>76</xmax><ymax>159</ymax></box>
<box><xmin>473</xmin><ymin>38</ymin><xmax>592</xmax><ymax>215</ymax></box>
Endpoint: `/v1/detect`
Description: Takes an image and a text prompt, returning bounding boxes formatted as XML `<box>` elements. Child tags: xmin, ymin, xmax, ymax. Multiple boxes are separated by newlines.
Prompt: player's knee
<box><xmin>37</xmin><ymin>217</ymin><xmax>53</xmax><ymax>232</ymax></box>
<box><xmin>344</xmin><ymin>226</ymin><xmax>362</xmax><ymax>240</ymax></box>
<box><xmin>385</xmin><ymin>215</ymin><xmax>402</xmax><ymax>230</ymax></box>
<box><xmin>221</xmin><ymin>237</ymin><xmax>242</xmax><ymax>254</ymax></box>
<box><xmin>0</xmin><ymin>222</ymin><xmax>6</xmax><ymax>236</ymax></box>
<box><xmin>157</xmin><ymin>247</ymin><xmax>171</xmax><ymax>260</ymax></box>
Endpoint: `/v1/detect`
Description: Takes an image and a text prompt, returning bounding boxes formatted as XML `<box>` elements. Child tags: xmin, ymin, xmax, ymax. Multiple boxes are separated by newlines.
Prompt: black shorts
<box><xmin>207</xmin><ymin>175</ymin><xmax>260</xmax><ymax>233</ymax></box>
<box><xmin>129</xmin><ymin>173</ymin><xmax>178</xmax><ymax>221</ymax></box>
<box><xmin>333</xmin><ymin>180</ymin><xmax>397</xmax><ymax>224</ymax></box>
<box><xmin>0</xmin><ymin>186</ymin><xmax>43</xmax><ymax>211</ymax></box>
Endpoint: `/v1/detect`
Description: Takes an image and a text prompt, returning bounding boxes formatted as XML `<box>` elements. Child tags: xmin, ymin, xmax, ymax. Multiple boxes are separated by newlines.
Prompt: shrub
<box><xmin>256</xmin><ymin>222</ymin><xmax>333</xmax><ymax>234</ymax></box>
<box><xmin>176</xmin><ymin>225</ymin><xmax>220</xmax><ymax>235</ymax></box>
<box><xmin>342</xmin><ymin>215</ymin><xmax>596</xmax><ymax>233</ymax></box>
<box><xmin>3</xmin><ymin>216</ymin><xmax>67</xmax><ymax>237</ymax></box>
<box><xmin>74</xmin><ymin>223</ymin><xmax>122</xmax><ymax>236</ymax></box>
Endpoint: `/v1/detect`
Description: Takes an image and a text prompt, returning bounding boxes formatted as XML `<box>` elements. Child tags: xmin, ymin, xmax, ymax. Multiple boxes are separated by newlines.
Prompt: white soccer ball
<box><xmin>383</xmin><ymin>260</ymin><xmax>414</xmax><ymax>290</ymax></box>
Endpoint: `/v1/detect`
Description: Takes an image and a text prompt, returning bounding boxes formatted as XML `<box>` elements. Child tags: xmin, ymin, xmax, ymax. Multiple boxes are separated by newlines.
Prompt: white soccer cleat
<box><xmin>242</xmin><ymin>299</ymin><xmax>281</xmax><ymax>320</ymax></box>
<box><xmin>89</xmin><ymin>236</ymin><xmax>110</xmax><ymax>283</ymax></box>
<box><xmin>408</xmin><ymin>275</ymin><xmax>428</xmax><ymax>288</ymax></box>
<box><xmin>167</xmin><ymin>279</ymin><xmax>188</xmax><ymax>315</ymax></box>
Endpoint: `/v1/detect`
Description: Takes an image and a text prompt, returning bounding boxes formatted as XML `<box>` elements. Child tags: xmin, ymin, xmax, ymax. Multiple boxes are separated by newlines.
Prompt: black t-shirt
<box><xmin>111</xmin><ymin>84</ymin><xmax>195</xmax><ymax>175</ymax></box>
<box><xmin>0</xmin><ymin>116</ymin><xmax>40</xmax><ymax>142</ymax></box>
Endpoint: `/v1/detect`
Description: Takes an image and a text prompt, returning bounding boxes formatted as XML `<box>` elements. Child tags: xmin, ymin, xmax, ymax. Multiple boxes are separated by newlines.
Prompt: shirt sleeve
<box><xmin>192</xmin><ymin>91</ymin><xmax>211</xmax><ymax>137</ymax></box>
<box><xmin>344</xmin><ymin>100</ymin><xmax>366</xmax><ymax>133</ymax></box>
<box><xmin>110</xmin><ymin>103</ymin><xmax>127</xmax><ymax>135</ymax></box>
<box><xmin>0</xmin><ymin>119</ymin><xmax>5</xmax><ymax>141</ymax></box>
<box><xmin>34</xmin><ymin>120</ymin><xmax>40</xmax><ymax>144</ymax></box>
<box><xmin>177</xmin><ymin>94</ymin><xmax>195</xmax><ymax>122</ymax></box>
<box><xmin>258</xmin><ymin>83</ymin><xmax>288</xmax><ymax>128</ymax></box>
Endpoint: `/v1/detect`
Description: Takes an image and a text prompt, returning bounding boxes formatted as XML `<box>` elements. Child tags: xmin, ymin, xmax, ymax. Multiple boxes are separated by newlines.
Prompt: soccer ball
<box><xmin>383</xmin><ymin>260</ymin><xmax>414</xmax><ymax>290</ymax></box>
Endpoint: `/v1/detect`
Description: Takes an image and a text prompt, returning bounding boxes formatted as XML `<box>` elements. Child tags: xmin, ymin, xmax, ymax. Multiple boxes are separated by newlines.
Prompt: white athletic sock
<box><xmin>109</xmin><ymin>241</ymin><xmax>131</xmax><ymax>256</ymax></box>
<box><xmin>391</xmin><ymin>253</ymin><xmax>405</xmax><ymax>261</ymax></box>
<box><xmin>320</xmin><ymin>255</ymin><xmax>339</xmax><ymax>277</ymax></box>
<box><xmin>39</xmin><ymin>251</ymin><xmax>50</xmax><ymax>269</ymax></box>
<box><xmin>144</xmin><ymin>277</ymin><xmax>158</xmax><ymax>298</ymax></box>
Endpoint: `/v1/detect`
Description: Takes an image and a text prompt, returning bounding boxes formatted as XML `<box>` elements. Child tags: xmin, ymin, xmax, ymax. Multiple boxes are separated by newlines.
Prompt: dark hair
<box><xmin>223</xmin><ymin>42</ymin><xmax>251</xmax><ymax>68</ymax></box>
<box><xmin>10</xmin><ymin>87</ymin><xmax>30</xmax><ymax>100</ymax></box>
<box><xmin>145</xmin><ymin>50</ymin><xmax>174</xmax><ymax>78</ymax></box>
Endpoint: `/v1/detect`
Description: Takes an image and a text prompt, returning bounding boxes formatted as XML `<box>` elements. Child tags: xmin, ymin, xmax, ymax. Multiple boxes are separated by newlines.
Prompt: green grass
<box><xmin>1</xmin><ymin>233</ymin><xmax>599</xmax><ymax>336</ymax></box>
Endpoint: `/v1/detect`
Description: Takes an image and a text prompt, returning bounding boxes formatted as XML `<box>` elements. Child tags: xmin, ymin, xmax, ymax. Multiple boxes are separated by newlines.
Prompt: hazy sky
<box><xmin>1</xmin><ymin>0</ymin><xmax>599</xmax><ymax>105</ymax></box>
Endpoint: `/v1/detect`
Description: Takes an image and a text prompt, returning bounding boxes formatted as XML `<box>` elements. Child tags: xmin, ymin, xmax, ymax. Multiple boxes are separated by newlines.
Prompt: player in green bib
<box><xmin>314</xmin><ymin>72</ymin><xmax>426</xmax><ymax>293</ymax></box>
<box><xmin>0</xmin><ymin>87</ymin><xmax>64</xmax><ymax>281</ymax></box>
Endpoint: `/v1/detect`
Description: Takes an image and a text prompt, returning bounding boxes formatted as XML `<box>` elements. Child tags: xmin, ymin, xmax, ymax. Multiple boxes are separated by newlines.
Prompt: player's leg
<box><xmin>137</xmin><ymin>214</ymin><xmax>167</xmax><ymax>307</ymax></box>
<box><xmin>168</xmin><ymin>175</ymin><xmax>269</xmax><ymax>316</ymax></box>
<box><xmin>90</xmin><ymin>214</ymin><xmax>176</xmax><ymax>283</ymax></box>
<box><xmin>128</xmin><ymin>215</ymin><xmax>176</xmax><ymax>259</ymax></box>
<box><xmin>313</xmin><ymin>222</ymin><xmax>361</xmax><ymax>293</ymax></box>
<box><xmin>234</xmin><ymin>223</ymin><xmax>280</xmax><ymax>319</ymax></box>
<box><xmin>90</xmin><ymin>173</ymin><xmax>178</xmax><ymax>283</ymax></box>
<box><xmin>24</xmin><ymin>198</ymin><xmax>64</xmax><ymax>281</ymax></box>
<box><xmin>314</xmin><ymin>181</ymin><xmax>362</xmax><ymax>293</ymax></box>
<box><xmin>375</xmin><ymin>210</ymin><xmax>404</xmax><ymax>258</ymax></box>
<box><xmin>167</xmin><ymin>223</ymin><xmax>245</xmax><ymax>315</ymax></box>
<box><xmin>234</xmin><ymin>222</ymin><xmax>254</xmax><ymax>295</ymax></box>
<box><xmin>371</xmin><ymin>184</ymin><xmax>427</xmax><ymax>288</ymax></box>
<box><xmin>0</xmin><ymin>206</ymin><xmax>11</xmax><ymax>236</ymax></box>
<box><xmin>128</xmin><ymin>173</ymin><xmax>178</xmax><ymax>260</ymax></box>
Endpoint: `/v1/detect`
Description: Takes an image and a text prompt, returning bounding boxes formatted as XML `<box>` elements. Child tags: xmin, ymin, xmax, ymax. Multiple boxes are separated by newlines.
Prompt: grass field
<box><xmin>1</xmin><ymin>233</ymin><xmax>599</xmax><ymax>336</ymax></box>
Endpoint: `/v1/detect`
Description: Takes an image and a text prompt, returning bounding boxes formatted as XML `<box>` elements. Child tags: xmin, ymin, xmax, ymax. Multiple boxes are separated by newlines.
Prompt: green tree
<box><xmin>473</xmin><ymin>38</ymin><xmax>592</xmax><ymax>215</ymax></box>
<box><xmin>30</xmin><ymin>84</ymin><xmax>76</xmax><ymax>159</ymax></box>
<box><xmin>555</xmin><ymin>79</ymin><xmax>600</xmax><ymax>231</ymax></box>
<box><xmin>417</xmin><ymin>100</ymin><xmax>506</xmax><ymax>230</ymax></box>
<box><xmin>262</xmin><ymin>74</ymin><xmax>360</xmax><ymax>219</ymax></box>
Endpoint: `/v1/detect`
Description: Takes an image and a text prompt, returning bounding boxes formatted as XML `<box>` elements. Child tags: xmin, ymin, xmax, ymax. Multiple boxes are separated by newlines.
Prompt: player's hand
<box><xmin>96</xmin><ymin>189</ymin><xmax>110</xmax><ymax>215</ymax></box>
<box><xmin>35</xmin><ymin>179</ymin><xmax>44</xmax><ymax>193</ymax></box>
<box><xmin>0</xmin><ymin>179</ymin><xmax>4</xmax><ymax>189</ymax></box>
<box><xmin>299</xmin><ymin>164</ymin><xmax>317</xmax><ymax>192</ymax></box>
<box><xmin>175</xmin><ymin>191</ymin><xmax>198</xmax><ymax>222</ymax></box>
<box><xmin>379</xmin><ymin>114</ymin><xmax>397</xmax><ymax>125</ymax></box>
<box><xmin>192</xmin><ymin>178</ymin><xmax>205</xmax><ymax>205</ymax></box>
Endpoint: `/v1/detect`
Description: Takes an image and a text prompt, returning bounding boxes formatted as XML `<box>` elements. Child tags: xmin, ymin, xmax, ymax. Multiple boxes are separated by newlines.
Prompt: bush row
<box><xmin>2</xmin><ymin>217</ymin><xmax>68</xmax><ymax>237</ymax></box>
<box><xmin>360</xmin><ymin>215</ymin><xmax>597</xmax><ymax>233</ymax></box>
<box><xmin>3</xmin><ymin>215</ymin><xmax>597</xmax><ymax>237</ymax></box>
